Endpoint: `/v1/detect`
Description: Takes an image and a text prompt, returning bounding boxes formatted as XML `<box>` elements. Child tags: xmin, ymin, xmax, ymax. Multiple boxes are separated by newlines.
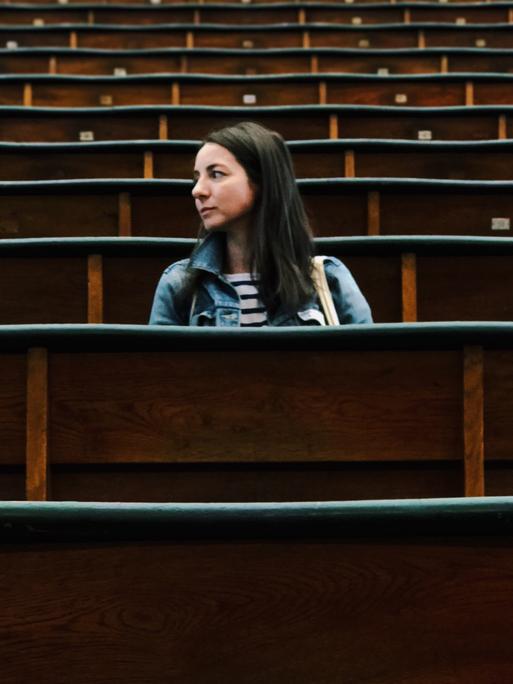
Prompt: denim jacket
<box><xmin>149</xmin><ymin>233</ymin><xmax>373</xmax><ymax>326</ymax></box>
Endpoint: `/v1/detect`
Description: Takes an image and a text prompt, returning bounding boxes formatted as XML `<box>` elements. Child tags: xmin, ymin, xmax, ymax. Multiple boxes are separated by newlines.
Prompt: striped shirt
<box><xmin>224</xmin><ymin>273</ymin><xmax>268</xmax><ymax>327</ymax></box>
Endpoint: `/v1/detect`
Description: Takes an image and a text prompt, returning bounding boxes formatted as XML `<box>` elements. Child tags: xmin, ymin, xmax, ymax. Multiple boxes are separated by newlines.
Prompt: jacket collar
<box><xmin>189</xmin><ymin>231</ymin><xmax>226</xmax><ymax>276</ymax></box>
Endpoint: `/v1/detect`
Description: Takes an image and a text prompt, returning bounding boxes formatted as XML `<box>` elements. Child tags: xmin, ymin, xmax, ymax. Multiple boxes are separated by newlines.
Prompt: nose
<box><xmin>192</xmin><ymin>174</ymin><xmax>209</xmax><ymax>200</ymax></box>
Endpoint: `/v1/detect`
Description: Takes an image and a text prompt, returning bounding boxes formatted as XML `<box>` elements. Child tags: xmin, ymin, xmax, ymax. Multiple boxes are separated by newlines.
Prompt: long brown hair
<box><xmin>183</xmin><ymin>121</ymin><xmax>315</xmax><ymax>315</ymax></box>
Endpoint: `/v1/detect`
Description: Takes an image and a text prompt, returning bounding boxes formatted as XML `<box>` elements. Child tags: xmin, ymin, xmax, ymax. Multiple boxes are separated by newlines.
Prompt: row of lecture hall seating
<box><xmin>0</xmin><ymin>178</ymin><xmax>512</xmax><ymax>237</ymax></box>
<box><xmin>8</xmin><ymin>73</ymin><xmax>513</xmax><ymax>106</ymax></box>
<box><xmin>1</xmin><ymin>104</ymin><xmax>512</xmax><ymax>139</ymax></box>
<box><xmin>4</xmin><ymin>3</ymin><xmax>513</xmax><ymax>22</ymax></box>
<box><xmin>8</xmin><ymin>24</ymin><xmax>513</xmax><ymax>47</ymax></box>
<box><xmin>6</xmin><ymin>138</ymin><xmax>513</xmax><ymax>178</ymax></box>
<box><xmin>8</xmin><ymin>47</ymin><xmax>513</xmax><ymax>74</ymax></box>
<box><xmin>4</xmin><ymin>0</ymin><xmax>513</xmax><ymax>680</ymax></box>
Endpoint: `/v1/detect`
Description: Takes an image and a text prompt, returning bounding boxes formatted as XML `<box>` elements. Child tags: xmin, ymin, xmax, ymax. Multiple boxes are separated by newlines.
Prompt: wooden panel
<box><xmin>292</xmin><ymin>150</ymin><xmax>345</xmax><ymax>178</ymax></box>
<box><xmin>103</xmin><ymin>256</ymin><xmax>171</xmax><ymax>324</ymax></box>
<box><xmin>328</xmin><ymin>81</ymin><xmax>464</xmax><ymax>107</ymax></box>
<box><xmin>355</xmin><ymin>150</ymin><xmax>513</xmax><ymax>180</ymax></box>
<box><xmin>0</xmin><ymin>354</ymin><xmax>26</xmax><ymax>465</ymax></box>
<box><xmin>484</xmin><ymin>351</ymin><xmax>513</xmax><ymax>460</ymax></box>
<box><xmin>193</xmin><ymin>30</ymin><xmax>302</xmax><ymax>49</ymax></box>
<box><xmin>0</xmin><ymin>194</ymin><xmax>118</xmax><ymax>238</ymax></box>
<box><xmin>307</xmin><ymin>7</ymin><xmax>403</xmax><ymax>23</ymax></box>
<box><xmin>309</xmin><ymin>29</ymin><xmax>417</xmax><ymax>49</ymax></box>
<box><xmin>51</xmin><ymin>461</ymin><xmax>463</xmax><ymax>502</ymax></box>
<box><xmin>412</xmin><ymin>7</ymin><xmax>507</xmax><ymax>22</ymax></box>
<box><xmin>77</xmin><ymin>31</ymin><xmax>186</xmax><ymax>49</ymax></box>
<box><xmin>0</xmin><ymin>466</ymin><xmax>24</xmax><ymax>501</ymax></box>
<box><xmin>2</xmin><ymin>536</ymin><xmax>513</xmax><ymax>683</ymax></box>
<box><xmin>0</xmin><ymin>29</ymin><xmax>69</xmax><ymax>47</ymax></box>
<box><xmin>304</xmin><ymin>190</ymin><xmax>368</xmax><ymax>236</ymax></box>
<box><xmin>0</xmin><ymin>257</ymin><xmax>86</xmax><ymax>323</ymax></box>
<box><xmin>0</xmin><ymin>85</ymin><xmax>22</xmax><ymax>106</ymax></box>
<box><xmin>317</xmin><ymin>54</ymin><xmax>441</xmax><ymax>75</ymax></box>
<box><xmin>379</xmin><ymin>190</ymin><xmax>513</xmax><ymax>236</ymax></box>
<box><xmin>0</xmin><ymin>151</ymin><xmax>143</xmax><ymax>181</ymax></box>
<box><xmin>426</xmin><ymin>29</ymin><xmax>513</xmax><ymax>49</ymax></box>
<box><xmin>131</xmin><ymin>194</ymin><xmax>196</xmax><ymax>236</ymax></box>
<box><xmin>56</xmin><ymin>55</ymin><xmax>183</xmax><ymax>76</ymax></box>
<box><xmin>179</xmin><ymin>82</ymin><xmax>318</xmax><ymax>106</ymax></box>
<box><xmin>340</xmin><ymin>255</ymin><xmax>401</xmax><ymax>323</ymax></box>
<box><xmin>199</xmin><ymin>8</ymin><xmax>297</xmax><ymax>23</ymax></box>
<box><xmin>474</xmin><ymin>83</ymin><xmax>513</xmax><ymax>106</ymax></box>
<box><xmin>153</xmin><ymin>150</ymin><xmax>198</xmax><ymax>179</ymax></box>
<box><xmin>166</xmin><ymin>113</ymin><xmax>330</xmax><ymax>140</ymax></box>
<box><xmin>339</xmin><ymin>114</ymin><xmax>499</xmax><ymax>140</ymax></box>
<box><xmin>32</xmin><ymin>83</ymin><xmax>172</xmax><ymax>107</ymax></box>
<box><xmin>48</xmin><ymin>350</ymin><xmax>460</xmax><ymax>464</ymax></box>
<box><xmin>0</xmin><ymin>55</ymin><xmax>49</xmax><ymax>74</ymax></box>
<box><xmin>417</xmin><ymin>256</ymin><xmax>513</xmax><ymax>321</ymax></box>
<box><xmin>0</xmin><ymin>114</ymin><xmax>159</xmax><ymax>142</ymax></box>
<box><xmin>187</xmin><ymin>54</ymin><xmax>311</xmax><ymax>75</ymax></box>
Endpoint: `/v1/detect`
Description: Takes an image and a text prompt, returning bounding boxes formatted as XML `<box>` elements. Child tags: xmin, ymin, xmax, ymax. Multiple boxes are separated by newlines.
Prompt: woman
<box><xmin>149</xmin><ymin>121</ymin><xmax>372</xmax><ymax>327</ymax></box>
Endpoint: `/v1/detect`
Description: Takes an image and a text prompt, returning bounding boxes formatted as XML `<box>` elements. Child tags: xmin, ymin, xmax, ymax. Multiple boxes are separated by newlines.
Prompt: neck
<box><xmin>225</xmin><ymin>229</ymin><xmax>252</xmax><ymax>274</ymax></box>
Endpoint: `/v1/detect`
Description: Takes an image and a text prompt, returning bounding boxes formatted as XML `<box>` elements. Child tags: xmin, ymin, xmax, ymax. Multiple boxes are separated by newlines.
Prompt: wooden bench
<box><xmin>3</xmin><ymin>23</ymin><xmax>513</xmax><ymax>50</ymax></box>
<box><xmin>3</xmin><ymin>138</ymin><xmax>513</xmax><ymax>180</ymax></box>
<box><xmin>1</xmin><ymin>235</ymin><xmax>513</xmax><ymax>325</ymax></box>
<box><xmin>3</xmin><ymin>72</ymin><xmax>513</xmax><ymax>107</ymax></box>
<box><xmin>1</xmin><ymin>498</ymin><xmax>513</xmax><ymax>682</ymax></box>
<box><xmin>0</xmin><ymin>323</ymin><xmax>511</xmax><ymax>501</ymax></box>
<box><xmin>0</xmin><ymin>103</ymin><xmax>510</xmax><ymax>141</ymax></box>
<box><xmin>0</xmin><ymin>177</ymin><xmax>511</xmax><ymax>238</ymax></box>
<box><xmin>2</xmin><ymin>2</ymin><xmax>513</xmax><ymax>26</ymax></box>
<box><xmin>5</xmin><ymin>46</ymin><xmax>513</xmax><ymax>76</ymax></box>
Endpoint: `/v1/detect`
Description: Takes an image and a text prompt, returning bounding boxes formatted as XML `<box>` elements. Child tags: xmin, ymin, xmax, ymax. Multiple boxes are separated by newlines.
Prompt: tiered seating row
<box><xmin>2</xmin><ymin>499</ymin><xmax>513</xmax><ymax>682</ymax></box>
<box><xmin>0</xmin><ymin>178</ymin><xmax>511</xmax><ymax>237</ymax></box>
<box><xmin>2</xmin><ymin>236</ymin><xmax>513</xmax><ymax>324</ymax></box>
<box><xmin>4</xmin><ymin>23</ymin><xmax>513</xmax><ymax>49</ymax></box>
<box><xmin>2</xmin><ymin>2</ymin><xmax>513</xmax><ymax>24</ymax></box>
<box><xmin>6</xmin><ymin>46</ymin><xmax>513</xmax><ymax>75</ymax></box>
<box><xmin>3</xmin><ymin>138</ymin><xmax>513</xmax><ymax>179</ymax></box>
<box><xmin>1</xmin><ymin>104</ymin><xmax>510</xmax><ymax>140</ymax></box>
<box><xmin>2</xmin><ymin>324</ymin><xmax>511</xmax><ymax>502</ymax></box>
<box><xmin>5</xmin><ymin>72</ymin><xmax>513</xmax><ymax>107</ymax></box>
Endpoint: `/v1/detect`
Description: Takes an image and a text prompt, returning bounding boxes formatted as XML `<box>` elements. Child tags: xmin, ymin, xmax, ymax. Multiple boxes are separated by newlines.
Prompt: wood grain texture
<box><xmin>1</xmin><ymin>537</ymin><xmax>513</xmax><ymax>683</ymax></box>
<box><xmin>463</xmin><ymin>346</ymin><xmax>484</xmax><ymax>496</ymax></box>
<box><xmin>367</xmin><ymin>190</ymin><xmax>380</xmax><ymax>236</ymax></box>
<box><xmin>0</xmin><ymin>355</ymin><xmax>26</xmax><ymax>466</ymax></box>
<box><xmin>87</xmin><ymin>254</ymin><xmax>104</xmax><ymax>324</ymax></box>
<box><xmin>401</xmin><ymin>252</ymin><xmax>417</xmax><ymax>322</ymax></box>
<box><xmin>26</xmin><ymin>347</ymin><xmax>48</xmax><ymax>501</ymax></box>
<box><xmin>48</xmin><ymin>349</ymin><xmax>461</xmax><ymax>464</ymax></box>
<box><xmin>118</xmin><ymin>192</ymin><xmax>132</xmax><ymax>237</ymax></box>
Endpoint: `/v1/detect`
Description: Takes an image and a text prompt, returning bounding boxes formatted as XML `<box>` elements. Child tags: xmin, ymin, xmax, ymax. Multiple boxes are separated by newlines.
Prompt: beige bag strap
<box><xmin>311</xmin><ymin>256</ymin><xmax>340</xmax><ymax>326</ymax></box>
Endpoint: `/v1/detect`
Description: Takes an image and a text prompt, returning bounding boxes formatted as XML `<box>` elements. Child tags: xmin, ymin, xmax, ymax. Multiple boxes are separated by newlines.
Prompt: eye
<box><xmin>210</xmin><ymin>169</ymin><xmax>225</xmax><ymax>179</ymax></box>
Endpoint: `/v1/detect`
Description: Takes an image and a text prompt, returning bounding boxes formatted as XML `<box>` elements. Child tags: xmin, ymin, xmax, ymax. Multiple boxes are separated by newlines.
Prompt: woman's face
<box><xmin>192</xmin><ymin>142</ymin><xmax>257</xmax><ymax>234</ymax></box>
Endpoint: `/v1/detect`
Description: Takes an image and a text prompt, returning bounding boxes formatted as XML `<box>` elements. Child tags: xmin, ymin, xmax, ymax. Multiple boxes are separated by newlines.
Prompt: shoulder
<box><xmin>157</xmin><ymin>258</ymin><xmax>191</xmax><ymax>290</ymax></box>
<box><xmin>318</xmin><ymin>256</ymin><xmax>354</xmax><ymax>282</ymax></box>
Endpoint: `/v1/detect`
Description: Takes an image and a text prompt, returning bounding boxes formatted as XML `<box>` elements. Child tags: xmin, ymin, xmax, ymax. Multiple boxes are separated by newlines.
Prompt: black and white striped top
<box><xmin>224</xmin><ymin>273</ymin><xmax>268</xmax><ymax>327</ymax></box>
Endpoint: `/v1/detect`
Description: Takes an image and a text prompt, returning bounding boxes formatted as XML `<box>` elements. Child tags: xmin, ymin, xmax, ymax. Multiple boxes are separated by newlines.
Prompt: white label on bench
<box><xmin>351</xmin><ymin>16</ymin><xmax>362</xmax><ymax>24</ymax></box>
<box><xmin>79</xmin><ymin>130</ymin><xmax>95</xmax><ymax>142</ymax></box>
<box><xmin>475</xmin><ymin>38</ymin><xmax>486</xmax><ymax>47</ymax></box>
<box><xmin>6</xmin><ymin>41</ymin><xmax>18</xmax><ymax>49</ymax></box>
<box><xmin>242</xmin><ymin>0</ymin><xmax>252</xmax><ymax>4</ymax></box>
<box><xmin>417</xmin><ymin>130</ymin><xmax>432</xmax><ymax>140</ymax></box>
<box><xmin>33</xmin><ymin>18</ymin><xmax>45</xmax><ymax>26</ymax></box>
<box><xmin>439</xmin><ymin>0</ymin><xmax>448</xmax><ymax>3</ymax></box>
<box><xmin>455</xmin><ymin>17</ymin><xmax>466</xmax><ymax>25</ymax></box>
<box><xmin>99</xmin><ymin>94</ymin><xmax>113</xmax><ymax>106</ymax></box>
<box><xmin>57</xmin><ymin>0</ymin><xmax>68</xmax><ymax>3</ymax></box>
<box><xmin>377</xmin><ymin>67</ymin><xmax>389</xmax><ymax>76</ymax></box>
<box><xmin>345</xmin><ymin>0</ymin><xmax>354</xmax><ymax>4</ymax></box>
<box><xmin>114</xmin><ymin>67</ymin><xmax>127</xmax><ymax>76</ymax></box>
<box><xmin>243</xmin><ymin>93</ymin><xmax>257</xmax><ymax>105</ymax></box>
<box><xmin>491</xmin><ymin>218</ymin><xmax>510</xmax><ymax>231</ymax></box>
<box><xmin>395</xmin><ymin>93</ymin><xmax>408</xmax><ymax>104</ymax></box>
<box><xmin>242</xmin><ymin>40</ymin><xmax>254</xmax><ymax>48</ymax></box>
<box><xmin>150</xmin><ymin>0</ymin><xmax>162</xmax><ymax>4</ymax></box>
<box><xmin>358</xmin><ymin>39</ymin><xmax>370</xmax><ymax>48</ymax></box>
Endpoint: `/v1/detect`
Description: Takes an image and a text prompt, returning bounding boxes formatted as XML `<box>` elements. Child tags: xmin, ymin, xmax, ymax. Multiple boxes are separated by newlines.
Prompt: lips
<box><xmin>200</xmin><ymin>207</ymin><xmax>216</xmax><ymax>216</ymax></box>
